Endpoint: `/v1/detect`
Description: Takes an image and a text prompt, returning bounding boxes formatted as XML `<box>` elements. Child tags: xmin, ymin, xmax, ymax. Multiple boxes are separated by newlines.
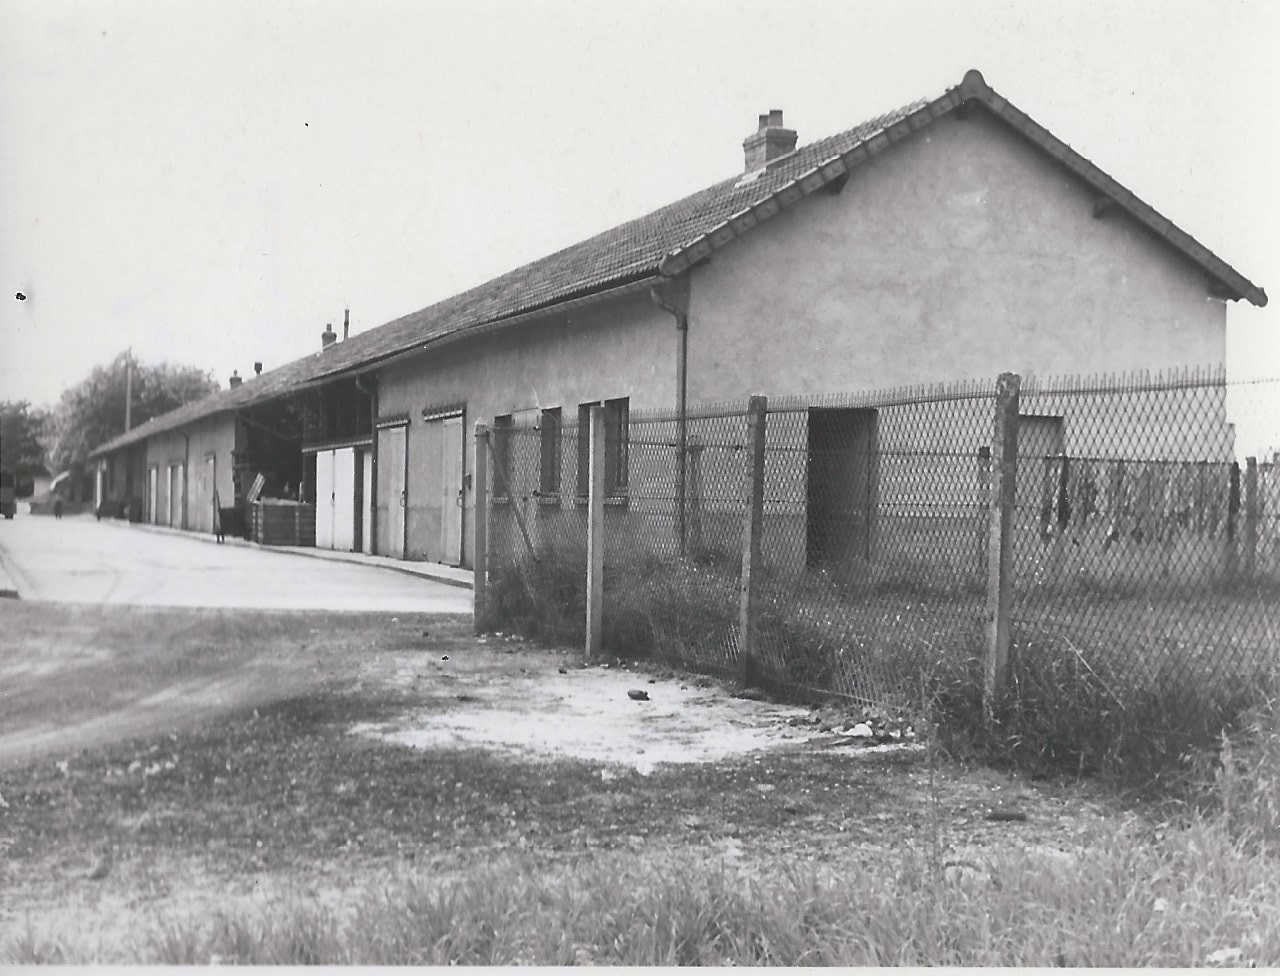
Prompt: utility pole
<box><xmin>123</xmin><ymin>348</ymin><xmax>133</xmax><ymax>432</ymax></box>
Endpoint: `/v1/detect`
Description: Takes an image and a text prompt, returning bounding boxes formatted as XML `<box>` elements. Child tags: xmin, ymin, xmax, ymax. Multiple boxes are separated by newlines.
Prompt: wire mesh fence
<box><xmin>599</xmin><ymin>407</ymin><xmax>751</xmax><ymax>677</ymax></box>
<box><xmin>755</xmin><ymin>383</ymin><xmax>997</xmax><ymax>706</ymax></box>
<box><xmin>1010</xmin><ymin>371</ymin><xmax>1280</xmax><ymax>712</ymax></box>
<box><xmin>485</xmin><ymin>417</ymin><xmax>588</xmax><ymax>646</ymax></box>
<box><xmin>481</xmin><ymin>368</ymin><xmax>1280</xmax><ymax>730</ymax></box>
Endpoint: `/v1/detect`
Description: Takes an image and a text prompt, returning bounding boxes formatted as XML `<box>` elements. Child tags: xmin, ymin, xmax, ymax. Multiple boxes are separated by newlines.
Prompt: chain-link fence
<box><xmin>480</xmin><ymin>369</ymin><xmax>1280</xmax><ymax>728</ymax></box>
<box><xmin>755</xmin><ymin>383</ymin><xmax>997</xmax><ymax>706</ymax></box>
<box><xmin>484</xmin><ymin>416</ymin><xmax>588</xmax><ymax>646</ymax></box>
<box><xmin>1009</xmin><ymin>371</ymin><xmax>1280</xmax><ymax>717</ymax></box>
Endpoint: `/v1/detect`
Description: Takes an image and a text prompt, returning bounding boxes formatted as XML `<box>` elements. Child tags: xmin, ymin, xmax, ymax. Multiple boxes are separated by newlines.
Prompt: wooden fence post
<box><xmin>473</xmin><ymin>423</ymin><xmax>489</xmax><ymax>635</ymax></box>
<box><xmin>1244</xmin><ymin>456</ymin><xmax>1258</xmax><ymax>580</ymax></box>
<box><xmin>739</xmin><ymin>395</ymin><xmax>768</xmax><ymax>688</ymax></box>
<box><xmin>983</xmin><ymin>372</ymin><xmax>1021</xmax><ymax>725</ymax></box>
<box><xmin>586</xmin><ymin>404</ymin><xmax>606</xmax><ymax>658</ymax></box>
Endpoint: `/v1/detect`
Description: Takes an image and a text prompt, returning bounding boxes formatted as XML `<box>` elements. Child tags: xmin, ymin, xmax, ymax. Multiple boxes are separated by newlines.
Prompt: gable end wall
<box><xmin>686</xmin><ymin>108</ymin><xmax>1227</xmax><ymax>401</ymax></box>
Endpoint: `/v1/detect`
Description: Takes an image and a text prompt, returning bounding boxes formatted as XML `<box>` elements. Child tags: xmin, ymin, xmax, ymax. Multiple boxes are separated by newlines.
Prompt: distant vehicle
<box><xmin>0</xmin><ymin>469</ymin><xmax>15</xmax><ymax>519</ymax></box>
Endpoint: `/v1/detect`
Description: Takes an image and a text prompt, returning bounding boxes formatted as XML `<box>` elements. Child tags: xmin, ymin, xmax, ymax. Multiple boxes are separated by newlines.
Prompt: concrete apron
<box><xmin>91</xmin><ymin>516</ymin><xmax>474</xmax><ymax>590</ymax></box>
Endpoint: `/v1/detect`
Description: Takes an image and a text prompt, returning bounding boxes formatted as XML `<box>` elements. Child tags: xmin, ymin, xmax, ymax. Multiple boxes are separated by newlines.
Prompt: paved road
<box><xmin>0</xmin><ymin>514</ymin><xmax>472</xmax><ymax>613</ymax></box>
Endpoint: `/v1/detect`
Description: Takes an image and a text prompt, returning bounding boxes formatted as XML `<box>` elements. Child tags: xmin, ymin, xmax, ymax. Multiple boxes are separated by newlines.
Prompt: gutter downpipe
<box><xmin>649</xmin><ymin>277</ymin><xmax>690</xmax><ymax>554</ymax></box>
<box><xmin>355</xmin><ymin>376</ymin><xmax>378</xmax><ymax>554</ymax></box>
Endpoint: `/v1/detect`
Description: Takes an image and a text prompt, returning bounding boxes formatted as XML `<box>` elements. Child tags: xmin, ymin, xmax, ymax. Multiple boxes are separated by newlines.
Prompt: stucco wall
<box><xmin>187</xmin><ymin>415</ymin><xmax>238</xmax><ymax>534</ymax></box>
<box><xmin>146</xmin><ymin>430</ymin><xmax>189</xmax><ymax>528</ymax></box>
<box><xmin>376</xmin><ymin>290</ymin><xmax>676</xmax><ymax>565</ymax></box>
<box><xmin>686</xmin><ymin>108</ymin><xmax>1227</xmax><ymax>403</ymax></box>
<box><xmin>143</xmin><ymin>413</ymin><xmax>237</xmax><ymax>532</ymax></box>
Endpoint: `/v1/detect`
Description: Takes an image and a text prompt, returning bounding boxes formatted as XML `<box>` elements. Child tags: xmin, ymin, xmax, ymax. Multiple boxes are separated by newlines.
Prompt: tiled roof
<box><xmin>89</xmin><ymin>350</ymin><xmax>334</xmax><ymax>456</ymax></box>
<box><xmin>91</xmin><ymin>69</ymin><xmax>1267</xmax><ymax>457</ymax></box>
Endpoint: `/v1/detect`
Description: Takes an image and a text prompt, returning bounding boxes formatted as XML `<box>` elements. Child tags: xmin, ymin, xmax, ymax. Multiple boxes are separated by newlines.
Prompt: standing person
<box><xmin>54</xmin><ymin>495</ymin><xmax>64</xmax><ymax>519</ymax></box>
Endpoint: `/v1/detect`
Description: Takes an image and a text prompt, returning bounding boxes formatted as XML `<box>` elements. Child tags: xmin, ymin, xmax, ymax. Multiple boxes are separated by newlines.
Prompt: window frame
<box><xmin>538</xmin><ymin>407</ymin><xmax>562</xmax><ymax>498</ymax></box>
<box><xmin>491</xmin><ymin>413</ymin><xmax>514</xmax><ymax>499</ymax></box>
<box><xmin>576</xmin><ymin>397</ymin><xmax>629</xmax><ymax>499</ymax></box>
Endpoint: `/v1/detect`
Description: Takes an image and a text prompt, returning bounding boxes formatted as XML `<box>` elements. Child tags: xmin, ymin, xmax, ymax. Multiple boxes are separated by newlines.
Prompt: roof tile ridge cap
<box><xmin>961</xmin><ymin>69</ymin><xmax>1266</xmax><ymax>306</ymax></box>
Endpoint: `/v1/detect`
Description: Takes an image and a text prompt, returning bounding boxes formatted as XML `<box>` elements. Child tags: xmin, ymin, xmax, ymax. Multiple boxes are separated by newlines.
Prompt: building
<box><xmin>88</xmin><ymin>68</ymin><xmax>1267</xmax><ymax>569</ymax></box>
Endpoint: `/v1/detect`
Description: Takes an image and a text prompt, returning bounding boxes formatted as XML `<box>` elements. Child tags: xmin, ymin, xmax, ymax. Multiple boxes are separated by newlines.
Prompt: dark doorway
<box><xmin>807</xmin><ymin>407</ymin><xmax>879</xmax><ymax>568</ymax></box>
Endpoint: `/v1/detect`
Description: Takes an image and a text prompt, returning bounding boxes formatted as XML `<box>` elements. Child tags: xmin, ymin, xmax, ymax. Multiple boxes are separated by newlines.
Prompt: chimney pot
<box><xmin>229</xmin><ymin>370</ymin><xmax>242</xmax><ymax>388</ymax></box>
<box><xmin>743</xmin><ymin>108</ymin><xmax>798</xmax><ymax>171</ymax></box>
<box><xmin>254</xmin><ymin>361</ymin><xmax>262</xmax><ymax>375</ymax></box>
<box><xmin>321</xmin><ymin>323</ymin><xmax>337</xmax><ymax>348</ymax></box>
<box><xmin>343</xmin><ymin>308</ymin><xmax>350</xmax><ymax>340</ymax></box>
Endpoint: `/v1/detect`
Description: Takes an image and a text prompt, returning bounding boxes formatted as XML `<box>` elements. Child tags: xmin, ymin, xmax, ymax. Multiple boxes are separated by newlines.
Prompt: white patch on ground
<box><xmin>354</xmin><ymin>666</ymin><xmax>850</xmax><ymax>773</ymax></box>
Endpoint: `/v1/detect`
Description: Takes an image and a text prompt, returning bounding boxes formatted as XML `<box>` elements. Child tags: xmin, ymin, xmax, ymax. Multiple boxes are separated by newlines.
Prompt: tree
<box><xmin>40</xmin><ymin>352</ymin><xmax>220</xmax><ymax>475</ymax></box>
<box><xmin>0</xmin><ymin>400</ymin><xmax>49</xmax><ymax>493</ymax></box>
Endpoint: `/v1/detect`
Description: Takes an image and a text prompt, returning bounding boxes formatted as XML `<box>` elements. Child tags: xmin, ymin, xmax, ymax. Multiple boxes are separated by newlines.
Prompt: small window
<box><xmin>576</xmin><ymin>397</ymin><xmax>629</xmax><ymax>498</ymax></box>
<box><xmin>539</xmin><ymin>408</ymin><xmax>561</xmax><ymax>496</ymax></box>
<box><xmin>492</xmin><ymin>414</ymin><xmax>513</xmax><ymax>497</ymax></box>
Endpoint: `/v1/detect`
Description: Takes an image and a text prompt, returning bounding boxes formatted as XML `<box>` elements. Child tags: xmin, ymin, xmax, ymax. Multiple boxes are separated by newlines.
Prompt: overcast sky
<box><xmin>2</xmin><ymin>0</ymin><xmax>1277</xmax><ymax>410</ymax></box>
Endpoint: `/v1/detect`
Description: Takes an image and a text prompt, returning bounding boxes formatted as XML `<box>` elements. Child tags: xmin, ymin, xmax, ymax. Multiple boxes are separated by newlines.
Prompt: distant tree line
<box><xmin>2</xmin><ymin>352</ymin><xmax>219</xmax><ymax>496</ymax></box>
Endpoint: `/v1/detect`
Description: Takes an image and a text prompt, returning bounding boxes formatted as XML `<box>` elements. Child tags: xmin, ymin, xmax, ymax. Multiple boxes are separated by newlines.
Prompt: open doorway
<box><xmin>807</xmin><ymin>407</ymin><xmax>879</xmax><ymax>569</ymax></box>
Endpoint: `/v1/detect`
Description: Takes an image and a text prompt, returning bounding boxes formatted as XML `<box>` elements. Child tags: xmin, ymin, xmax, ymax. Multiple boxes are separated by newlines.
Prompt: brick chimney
<box><xmin>229</xmin><ymin>370</ymin><xmax>242</xmax><ymax>388</ymax></box>
<box><xmin>321</xmin><ymin>323</ymin><xmax>337</xmax><ymax>348</ymax></box>
<box><xmin>743</xmin><ymin>109</ymin><xmax>797</xmax><ymax>171</ymax></box>
<box><xmin>343</xmin><ymin>308</ymin><xmax>350</xmax><ymax>341</ymax></box>
<box><xmin>254</xmin><ymin>361</ymin><xmax>262</xmax><ymax>375</ymax></box>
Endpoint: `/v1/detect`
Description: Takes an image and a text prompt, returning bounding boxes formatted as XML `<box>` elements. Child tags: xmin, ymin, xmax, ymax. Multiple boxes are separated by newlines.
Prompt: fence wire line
<box><xmin>482</xmin><ymin>371</ymin><xmax>1280</xmax><ymax>714</ymax></box>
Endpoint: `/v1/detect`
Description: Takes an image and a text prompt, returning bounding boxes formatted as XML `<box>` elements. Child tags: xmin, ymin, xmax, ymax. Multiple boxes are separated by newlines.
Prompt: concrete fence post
<box><xmin>473</xmin><ymin>423</ymin><xmax>490</xmax><ymax>635</ymax></box>
<box><xmin>586</xmin><ymin>404</ymin><xmax>607</xmax><ymax>658</ymax></box>
<box><xmin>1243</xmin><ymin>456</ymin><xmax>1258</xmax><ymax>580</ymax></box>
<box><xmin>739</xmin><ymin>395</ymin><xmax>768</xmax><ymax>688</ymax></box>
<box><xmin>983</xmin><ymin>372</ymin><xmax>1021</xmax><ymax>725</ymax></box>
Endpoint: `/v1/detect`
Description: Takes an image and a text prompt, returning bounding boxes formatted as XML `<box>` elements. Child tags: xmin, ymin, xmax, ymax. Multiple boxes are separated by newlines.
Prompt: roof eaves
<box><xmin>307</xmin><ymin>272</ymin><xmax>663</xmax><ymax>386</ymax></box>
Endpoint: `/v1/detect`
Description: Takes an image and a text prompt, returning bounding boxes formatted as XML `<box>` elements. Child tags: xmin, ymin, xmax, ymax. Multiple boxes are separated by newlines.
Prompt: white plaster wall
<box><xmin>686</xmin><ymin>108</ymin><xmax>1228</xmax><ymax>403</ymax></box>
<box><xmin>376</xmin><ymin>290</ymin><xmax>677</xmax><ymax>565</ymax></box>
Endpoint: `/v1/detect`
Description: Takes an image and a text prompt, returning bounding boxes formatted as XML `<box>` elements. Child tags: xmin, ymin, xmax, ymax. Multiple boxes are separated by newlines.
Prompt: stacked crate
<box><xmin>251</xmin><ymin>499</ymin><xmax>316</xmax><ymax>547</ymax></box>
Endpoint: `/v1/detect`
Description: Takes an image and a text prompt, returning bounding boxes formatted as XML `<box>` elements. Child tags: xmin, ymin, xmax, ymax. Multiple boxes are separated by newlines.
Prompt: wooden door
<box><xmin>377</xmin><ymin>426</ymin><xmax>407</xmax><ymax>559</ymax></box>
<box><xmin>332</xmin><ymin>448</ymin><xmax>356</xmax><ymax>552</ymax></box>
<box><xmin>204</xmin><ymin>456</ymin><xmax>216</xmax><ymax>533</ymax></box>
<box><xmin>314</xmin><ymin>449</ymin><xmax>334</xmax><ymax>549</ymax></box>
<box><xmin>361</xmin><ymin>449</ymin><xmax>374</xmax><ymax>555</ymax></box>
<box><xmin>168</xmin><ymin>464</ymin><xmax>184</xmax><ymax>528</ymax></box>
<box><xmin>441</xmin><ymin>415</ymin><xmax>464</xmax><ymax>565</ymax></box>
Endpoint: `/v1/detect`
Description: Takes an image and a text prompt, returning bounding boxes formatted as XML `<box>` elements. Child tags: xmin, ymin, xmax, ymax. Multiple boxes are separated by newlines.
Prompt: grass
<box><xmin>487</xmin><ymin>547</ymin><xmax>1279</xmax><ymax>788</ymax></box>
<box><xmin>9</xmin><ymin>815</ymin><xmax>1280</xmax><ymax>966</ymax></box>
<box><xmin>6</xmin><ymin>600</ymin><xmax>1278</xmax><ymax>965</ymax></box>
